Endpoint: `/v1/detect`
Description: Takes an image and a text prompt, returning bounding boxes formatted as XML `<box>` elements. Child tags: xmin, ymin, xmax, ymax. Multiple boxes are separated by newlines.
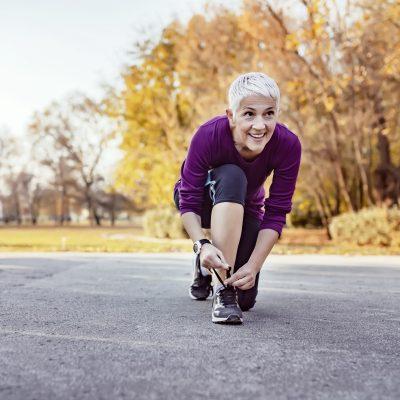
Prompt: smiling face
<box><xmin>226</xmin><ymin>94</ymin><xmax>278</xmax><ymax>159</ymax></box>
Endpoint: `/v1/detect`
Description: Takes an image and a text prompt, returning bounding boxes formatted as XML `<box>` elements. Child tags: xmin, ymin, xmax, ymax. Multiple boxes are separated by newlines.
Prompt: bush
<box><xmin>143</xmin><ymin>208</ymin><xmax>187</xmax><ymax>239</ymax></box>
<box><xmin>329</xmin><ymin>207</ymin><xmax>400</xmax><ymax>247</ymax></box>
<box><xmin>290</xmin><ymin>199</ymin><xmax>322</xmax><ymax>227</ymax></box>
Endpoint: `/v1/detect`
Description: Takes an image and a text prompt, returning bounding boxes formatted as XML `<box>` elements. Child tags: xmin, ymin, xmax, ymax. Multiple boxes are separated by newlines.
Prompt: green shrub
<box><xmin>143</xmin><ymin>208</ymin><xmax>187</xmax><ymax>239</ymax></box>
<box><xmin>290</xmin><ymin>199</ymin><xmax>322</xmax><ymax>227</ymax></box>
<box><xmin>329</xmin><ymin>207</ymin><xmax>400</xmax><ymax>246</ymax></box>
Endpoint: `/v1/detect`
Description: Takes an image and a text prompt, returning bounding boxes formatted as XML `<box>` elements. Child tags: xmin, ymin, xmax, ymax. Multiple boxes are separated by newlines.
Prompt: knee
<box><xmin>212</xmin><ymin>164</ymin><xmax>247</xmax><ymax>204</ymax></box>
<box><xmin>218</xmin><ymin>164</ymin><xmax>247</xmax><ymax>188</ymax></box>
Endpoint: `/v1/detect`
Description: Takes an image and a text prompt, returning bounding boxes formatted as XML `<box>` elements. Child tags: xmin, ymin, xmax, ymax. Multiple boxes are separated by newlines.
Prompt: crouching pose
<box><xmin>173</xmin><ymin>72</ymin><xmax>301</xmax><ymax>324</ymax></box>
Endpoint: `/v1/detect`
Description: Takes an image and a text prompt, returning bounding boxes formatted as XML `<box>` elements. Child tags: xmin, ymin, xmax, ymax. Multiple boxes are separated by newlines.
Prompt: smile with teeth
<box><xmin>249</xmin><ymin>132</ymin><xmax>266</xmax><ymax>139</ymax></box>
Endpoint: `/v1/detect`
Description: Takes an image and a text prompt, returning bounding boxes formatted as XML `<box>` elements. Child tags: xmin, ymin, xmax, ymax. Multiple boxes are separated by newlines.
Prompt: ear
<box><xmin>226</xmin><ymin>108</ymin><xmax>235</xmax><ymax>125</ymax></box>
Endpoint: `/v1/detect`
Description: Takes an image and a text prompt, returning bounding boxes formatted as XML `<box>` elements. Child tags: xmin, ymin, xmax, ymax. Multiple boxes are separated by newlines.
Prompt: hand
<box><xmin>224</xmin><ymin>263</ymin><xmax>258</xmax><ymax>290</ymax></box>
<box><xmin>199</xmin><ymin>244</ymin><xmax>230</xmax><ymax>271</ymax></box>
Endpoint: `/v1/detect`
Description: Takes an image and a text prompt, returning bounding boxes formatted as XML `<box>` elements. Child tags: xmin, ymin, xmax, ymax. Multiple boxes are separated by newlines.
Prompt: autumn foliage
<box><xmin>112</xmin><ymin>0</ymin><xmax>399</xmax><ymax>230</ymax></box>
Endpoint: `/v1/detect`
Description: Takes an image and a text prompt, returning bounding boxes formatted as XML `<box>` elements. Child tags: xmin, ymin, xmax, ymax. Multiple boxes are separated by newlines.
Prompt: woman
<box><xmin>173</xmin><ymin>72</ymin><xmax>301</xmax><ymax>324</ymax></box>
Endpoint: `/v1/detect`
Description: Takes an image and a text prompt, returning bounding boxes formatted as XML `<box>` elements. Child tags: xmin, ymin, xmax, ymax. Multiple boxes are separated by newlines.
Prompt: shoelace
<box><xmin>217</xmin><ymin>286</ymin><xmax>237</xmax><ymax>306</ymax></box>
<box><xmin>197</xmin><ymin>252</ymin><xmax>231</xmax><ymax>289</ymax></box>
<box><xmin>211</xmin><ymin>265</ymin><xmax>238</xmax><ymax>306</ymax></box>
<box><xmin>212</xmin><ymin>266</ymin><xmax>231</xmax><ymax>288</ymax></box>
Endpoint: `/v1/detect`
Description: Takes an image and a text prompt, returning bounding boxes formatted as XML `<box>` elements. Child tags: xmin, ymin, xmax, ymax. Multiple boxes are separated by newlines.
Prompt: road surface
<box><xmin>0</xmin><ymin>253</ymin><xmax>399</xmax><ymax>399</ymax></box>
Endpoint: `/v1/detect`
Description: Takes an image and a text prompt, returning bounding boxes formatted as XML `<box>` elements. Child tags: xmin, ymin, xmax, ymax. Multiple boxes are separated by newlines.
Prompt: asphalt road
<box><xmin>0</xmin><ymin>253</ymin><xmax>399</xmax><ymax>400</ymax></box>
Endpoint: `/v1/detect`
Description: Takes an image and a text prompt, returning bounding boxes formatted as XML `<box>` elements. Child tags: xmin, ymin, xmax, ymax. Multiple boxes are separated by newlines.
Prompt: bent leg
<box><xmin>211</xmin><ymin>203</ymin><xmax>243</xmax><ymax>283</ymax></box>
<box><xmin>208</xmin><ymin>164</ymin><xmax>247</xmax><ymax>284</ymax></box>
<box><xmin>234</xmin><ymin>216</ymin><xmax>261</xmax><ymax>311</ymax></box>
<box><xmin>208</xmin><ymin>165</ymin><xmax>261</xmax><ymax>311</ymax></box>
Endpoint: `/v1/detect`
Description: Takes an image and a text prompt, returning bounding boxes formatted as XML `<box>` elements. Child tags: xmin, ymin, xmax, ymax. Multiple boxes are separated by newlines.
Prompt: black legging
<box><xmin>174</xmin><ymin>164</ymin><xmax>260</xmax><ymax>311</ymax></box>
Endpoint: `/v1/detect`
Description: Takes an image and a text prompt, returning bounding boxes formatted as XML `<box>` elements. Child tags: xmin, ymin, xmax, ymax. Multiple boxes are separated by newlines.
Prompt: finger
<box><xmin>235</xmin><ymin>277</ymin><xmax>254</xmax><ymax>289</ymax></box>
<box><xmin>224</xmin><ymin>270</ymin><xmax>245</xmax><ymax>285</ymax></box>
<box><xmin>231</xmin><ymin>276</ymin><xmax>250</xmax><ymax>288</ymax></box>
<box><xmin>223</xmin><ymin>273</ymin><xmax>237</xmax><ymax>285</ymax></box>
<box><xmin>237</xmin><ymin>283</ymin><xmax>254</xmax><ymax>290</ymax></box>
<box><xmin>212</xmin><ymin>254</ymin><xmax>229</xmax><ymax>270</ymax></box>
<box><xmin>237</xmin><ymin>281</ymin><xmax>254</xmax><ymax>291</ymax></box>
<box><xmin>216</xmin><ymin>250</ymin><xmax>229</xmax><ymax>268</ymax></box>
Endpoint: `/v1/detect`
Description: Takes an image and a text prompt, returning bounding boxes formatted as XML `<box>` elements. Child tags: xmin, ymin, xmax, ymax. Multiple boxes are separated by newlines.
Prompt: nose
<box><xmin>252</xmin><ymin>116</ymin><xmax>265</xmax><ymax>131</ymax></box>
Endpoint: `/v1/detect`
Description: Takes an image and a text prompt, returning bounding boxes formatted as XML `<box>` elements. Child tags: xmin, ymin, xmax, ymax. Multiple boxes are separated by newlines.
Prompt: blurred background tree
<box><xmin>23</xmin><ymin>93</ymin><xmax>135</xmax><ymax>225</ymax></box>
<box><xmin>1</xmin><ymin>0</ymin><xmax>398</xmax><ymax>244</ymax></box>
<box><xmin>112</xmin><ymin>0</ymin><xmax>399</xmax><ymax>235</ymax></box>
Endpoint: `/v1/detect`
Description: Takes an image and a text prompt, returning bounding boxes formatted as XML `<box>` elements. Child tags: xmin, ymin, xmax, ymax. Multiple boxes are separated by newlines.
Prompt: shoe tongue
<box><xmin>220</xmin><ymin>286</ymin><xmax>236</xmax><ymax>305</ymax></box>
<box><xmin>214</xmin><ymin>284</ymin><xmax>225</xmax><ymax>293</ymax></box>
<box><xmin>220</xmin><ymin>285</ymin><xmax>234</xmax><ymax>295</ymax></box>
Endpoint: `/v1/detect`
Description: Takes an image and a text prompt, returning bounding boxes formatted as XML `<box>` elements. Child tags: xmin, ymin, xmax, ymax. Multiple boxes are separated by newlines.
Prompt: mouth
<box><xmin>248</xmin><ymin>132</ymin><xmax>266</xmax><ymax>140</ymax></box>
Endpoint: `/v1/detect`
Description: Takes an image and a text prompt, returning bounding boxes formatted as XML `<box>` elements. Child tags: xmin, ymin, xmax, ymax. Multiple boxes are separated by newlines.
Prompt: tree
<box><xmin>113</xmin><ymin>0</ymin><xmax>400</xmax><ymax>228</ymax></box>
<box><xmin>29</xmin><ymin>93</ymin><xmax>115</xmax><ymax>225</ymax></box>
<box><xmin>95</xmin><ymin>188</ymin><xmax>136</xmax><ymax>226</ymax></box>
<box><xmin>114</xmin><ymin>8</ymin><xmax>257</xmax><ymax>207</ymax></box>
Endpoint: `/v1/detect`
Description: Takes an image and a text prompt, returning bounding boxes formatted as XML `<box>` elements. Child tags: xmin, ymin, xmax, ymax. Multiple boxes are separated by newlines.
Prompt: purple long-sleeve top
<box><xmin>174</xmin><ymin>115</ymin><xmax>302</xmax><ymax>237</ymax></box>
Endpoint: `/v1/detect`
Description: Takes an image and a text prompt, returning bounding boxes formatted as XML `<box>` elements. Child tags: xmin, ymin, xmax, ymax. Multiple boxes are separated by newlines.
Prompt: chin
<box><xmin>247</xmin><ymin>138</ymin><xmax>267</xmax><ymax>148</ymax></box>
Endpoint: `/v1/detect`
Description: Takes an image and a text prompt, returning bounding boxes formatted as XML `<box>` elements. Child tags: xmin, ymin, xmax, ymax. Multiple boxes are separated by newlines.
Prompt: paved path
<box><xmin>0</xmin><ymin>253</ymin><xmax>399</xmax><ymax>400</ymax></box>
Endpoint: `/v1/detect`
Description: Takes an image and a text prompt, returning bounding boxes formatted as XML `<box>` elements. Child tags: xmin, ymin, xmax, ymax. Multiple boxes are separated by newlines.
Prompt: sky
<box><xmin>0</xmin><ymin>0</ymin><xmax>241</xmax><ymax>138</ymax></box>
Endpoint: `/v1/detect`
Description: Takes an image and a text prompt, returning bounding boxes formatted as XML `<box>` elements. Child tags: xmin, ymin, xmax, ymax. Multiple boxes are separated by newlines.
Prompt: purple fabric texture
<box><xmin>174</xmin><ymin>115</ymin><xmax>301</xmax><ymax>236</ymax></box>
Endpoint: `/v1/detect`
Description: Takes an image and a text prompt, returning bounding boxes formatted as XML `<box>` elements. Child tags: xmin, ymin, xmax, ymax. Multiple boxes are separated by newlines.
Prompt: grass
<box><xmin>0</xmin><ymin>226</ymin><xmax>191</xmax><ymax>253</ymax></box>
<box><xmin>0</xmin><ymin>225</ymin><xmax>399</xmax><ymax>255</ymax></box>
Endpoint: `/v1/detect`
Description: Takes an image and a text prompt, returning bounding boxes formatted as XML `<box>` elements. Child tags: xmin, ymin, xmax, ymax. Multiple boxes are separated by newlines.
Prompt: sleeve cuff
<box><xmin>180</xmin><ymin>208</ymin><xmax>202</xmax><ymax>217</ymax></box>
<box><xmin>259</xmin><ymin>222</ymin><xmax>283</xmax><ymax>238</ymax></box>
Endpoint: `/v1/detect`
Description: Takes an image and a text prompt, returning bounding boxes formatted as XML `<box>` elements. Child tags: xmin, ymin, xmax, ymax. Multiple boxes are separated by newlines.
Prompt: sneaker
<box><xmin>211</xmin><ymin>285</ymin><xmax>243</xmax><ymax>324</ymax></box>
<box><xmin>189</xmin><ymin>254</ymin><xmax>213</xmax><ymax>300</ymax></box>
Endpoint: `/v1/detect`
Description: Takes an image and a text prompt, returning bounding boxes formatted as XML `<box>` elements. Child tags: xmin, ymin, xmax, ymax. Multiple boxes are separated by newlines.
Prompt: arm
<box><xmin>224</xmin><ymin>229</ymin><xmax>278</xmax><ymax>289</ymax></box>
<box><xmin>247</xmin><ymin>228</ymin><xmax>279</xmax><ymax>272</ymax></box>
<box><xmin>181</xmin><ymin>212</ymin><xmax>204</xmax><ymax>243</ymax></box>
<box><xmin>178</xmin><ymin>128</ymin><xmax>210</xmax><ymax>217</ymax></box>
<box><xmin>225</xmin><ymin>136</ymin><xmax>302</xmax><ymax>289</ymax></box>
<box><xmin>179</xmin><ymin>127</ymin><xmax>228</xmax><ymax>270</ymax></box>
<box><xmin>181</xmin><ymin>212</ymin><xmax>229</xmax><ymax>270</ymax></box>
<box><xmin>261</xmin><ymin>136</ymin><xmax>302</xmax><ymax>236</ymax></box>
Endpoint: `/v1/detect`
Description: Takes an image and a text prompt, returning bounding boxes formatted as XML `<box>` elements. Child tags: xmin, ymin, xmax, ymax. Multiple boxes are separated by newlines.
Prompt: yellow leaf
<box><xmin>323</xmin><ymin>96</ymin><xmax>335</xmax><ymax>112</ymax></box>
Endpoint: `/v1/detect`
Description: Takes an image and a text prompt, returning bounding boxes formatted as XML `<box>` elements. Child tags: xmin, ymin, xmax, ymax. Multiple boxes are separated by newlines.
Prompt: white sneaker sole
<box><xmin>211</xmin><ymin>312</ymin><xmax>243</xmax><ymax>324</ymax></box>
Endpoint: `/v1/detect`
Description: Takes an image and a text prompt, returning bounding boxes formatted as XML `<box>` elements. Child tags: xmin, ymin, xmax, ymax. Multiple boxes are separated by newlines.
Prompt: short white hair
<box><xmin>228</xmin><ymin>72</ymin><xmax>280</xmax><ymax>117</ymax></box>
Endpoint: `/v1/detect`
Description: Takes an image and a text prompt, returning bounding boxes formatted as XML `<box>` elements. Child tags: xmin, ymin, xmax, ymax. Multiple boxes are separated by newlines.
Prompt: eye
<box><xmin>244</xmin><ymin>111</ymin><xmax>253</xmax><ymax>117</ymax></box>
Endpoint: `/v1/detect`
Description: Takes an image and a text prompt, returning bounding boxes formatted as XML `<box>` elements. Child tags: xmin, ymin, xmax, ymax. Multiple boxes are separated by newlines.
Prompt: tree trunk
<box><xmin>110</xmin><ymin>210</ymin><xmax>116</xmax><ymax>226</ymax></box>
<box><xmin>313</xmin><ymin>169</ymin><xmax>334</xmax><ymax>218</ymax></box>
<box><xmin>333</xmin><ymin>160</ymin><xmax>354</xmax><ymax>212</ymax></box>
<box><xmin>327</xmin><ymin>116</ymin><xmax>355</xmax><ymax>211</ymax></box>
<box><xmin>372</xmin><ymin>96</ymin><xmax>400</xmax><ymax>206</ymax></box>
<box><xmin>59</xmin><ymin>187</ymin><xmax>67</xmax><ymax>226</ymax></box>
<box><xmin>93</xmin><ymin>208</ymin><xmax>101</xmax><ymax>226</ymax></box>
<box><xmin>309</xmin><ymin>189</ymin><xmax>332</xmax><ymax>239</ymax></box>
<box><xmin>86</xmin><ymin>195</ymin><xmax>93</xmax><ymax>226</ymax></box>
<box><xmin>352</xmin><ymin>137</ymin><xmax>373</xmax><ymax>207</ymax></box>
<box><xmin>334</xmin><ymin>179</ymin><xmax>341</xmax><ymax>215</ymax></box>
<box><xmin>14</xmin><ymin>191</ymin><xmax>21</xmax><ymax>225</ymax></box>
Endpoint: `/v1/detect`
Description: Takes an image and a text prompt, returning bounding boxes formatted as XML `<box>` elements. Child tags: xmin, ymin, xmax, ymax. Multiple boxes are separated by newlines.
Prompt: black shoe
<box><xmin>189</xmin><ymin>255</ymin><xmax>213</xmax><ymax>300</ymax></box>
<box><xmin>211</xmin><ymin>285</ymin><xmax>243</xmax><ymax>324</ymax></box>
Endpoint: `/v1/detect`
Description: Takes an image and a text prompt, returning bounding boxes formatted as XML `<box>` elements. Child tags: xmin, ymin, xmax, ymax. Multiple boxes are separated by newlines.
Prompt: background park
<box><xmin>1</xmin><ymin>0</ymin><xmax>399</xmax><ymax>254</ymax></box>
<box><xmin>1</xmin><ymin>1</ymin><xmax>399</xmax><ymax>399</ymax></box>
